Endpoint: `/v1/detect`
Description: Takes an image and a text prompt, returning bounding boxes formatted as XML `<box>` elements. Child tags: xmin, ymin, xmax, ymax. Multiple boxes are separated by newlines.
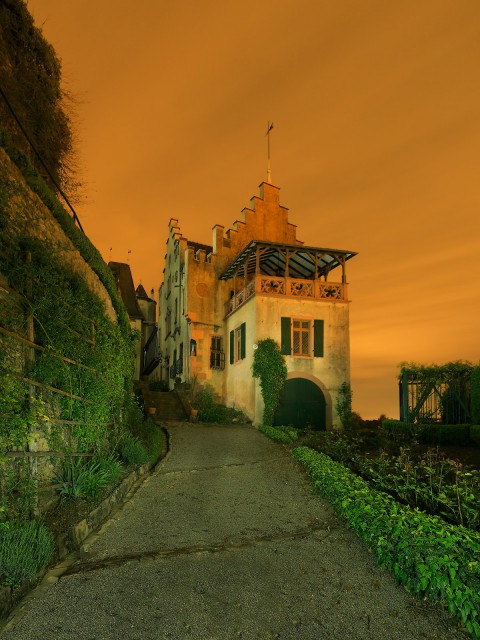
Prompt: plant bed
<box><xmin>292</xmin><ymin>446</ymin><xmax>480</xmax><ymax>639</ymax></box>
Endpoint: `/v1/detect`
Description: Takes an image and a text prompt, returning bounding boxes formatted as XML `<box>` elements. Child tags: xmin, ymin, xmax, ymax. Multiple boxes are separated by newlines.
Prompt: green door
<box><xmin>274</xmin><ymin>378</ymin><xmax>326</xmax><ymax>430</ymax></box>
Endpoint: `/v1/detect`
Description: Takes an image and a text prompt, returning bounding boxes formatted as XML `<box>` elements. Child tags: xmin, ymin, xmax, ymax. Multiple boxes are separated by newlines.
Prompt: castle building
<box><xmin>149</xmin><ymin>181</ymin><xmax>356</xmax><ymax>429</ymax></box>
<box><xmin>108</xmin><ymin>262</ymin><xmax>157</xmax><ymax>380</ymax></box>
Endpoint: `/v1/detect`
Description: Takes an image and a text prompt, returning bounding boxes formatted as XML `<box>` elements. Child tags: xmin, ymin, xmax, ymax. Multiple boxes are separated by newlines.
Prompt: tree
<box><xmin>0</xmin><ymin>0</ymin><xmax>78</xmax><ymax>196</ymax></box>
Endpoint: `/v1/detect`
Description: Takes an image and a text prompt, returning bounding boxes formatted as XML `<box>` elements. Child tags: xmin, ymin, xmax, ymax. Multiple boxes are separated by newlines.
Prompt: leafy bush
<box><xmin>382</xmin><ymin>420</ymin><xmax>472</xmax><ymax>446</ymax></box>
<box><xmin>471</xmin><ymin>425</ymin><xmax>480</xmax><ymax>447</ymax></box>
<box><xmin>259</xmin><ymin>425</ymin><xmax>298</xmax><ymax>444</ymax></box>
<box><xmin>292</xmin><ymin>446</ymin><xmax>480</xmax><ymax>638</ymax></box>
<box><xmin>422</xmin><ymin>424</ymin><xmax>471</xmax><ymax>446</ymax></box>
<box><xmin>149</xmin><ymin>380</ymin><xmax>169</xmax><ymax>392</ymax></box>
<box><xmin>0</xmin><ymin>519</ymin><xmax>54</xmax><ymax>587</ymax></box>
<box><xmin>303</xmin><ymin>430</ymin><xmax>361</xmax><ymax>466</ymax></box>
<box><xmin>194</xmin><ymin>389</ymin><xmax>247</xmax><ymax>424</ymax></box>
<box><xmin>134</xmin><ymin>418</ymin><xmax>164</xmax><ymax>465</ymax></box>
<box><xmin>55</xmin><ymin>457</ymin><xmax>115</xmax><ymax>501</ymax></box>
<box><xmin>471</xmin><ymin>367</ymin><xmax>480</xmax><ymax>425</ymax></box>
<box><xmin>358</xmin><ymin>448</ymin><xmax>480</xmax><ymax>530</ymax></box>
<box><xmin>119</xmin><ymin>436</ymin><xmax>148</xmax><ymax>465</ymax></box>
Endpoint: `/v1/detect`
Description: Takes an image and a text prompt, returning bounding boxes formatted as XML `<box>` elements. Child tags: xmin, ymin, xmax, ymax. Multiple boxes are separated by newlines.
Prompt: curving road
<box><xmin>1</xmin><ymin>424</ymin><xmax>467</xmax><ymax>640</ymax></box>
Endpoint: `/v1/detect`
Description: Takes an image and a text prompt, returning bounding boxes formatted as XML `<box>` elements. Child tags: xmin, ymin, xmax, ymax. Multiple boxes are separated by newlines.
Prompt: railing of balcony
<box><xmin>224</xmin><ymin>275</ymin><xmax>347</xmax><ymax>317</ymax></box>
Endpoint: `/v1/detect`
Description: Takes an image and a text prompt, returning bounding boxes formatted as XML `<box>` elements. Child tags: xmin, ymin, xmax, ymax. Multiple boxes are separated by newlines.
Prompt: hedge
<box><xmin>259</xmin><ymin>425</ymin><xmax>298</xmax><ymax>444</ymax></box>
<box><xmin>382</xmin><ymin>420</ymin><xmax>474</xmax><ymax>446</ymax></box>
<box><xmin>292</xmin><ymin>446</ymin><xmax>480</xmax><ymax>638</ymax></box>
<box><xmin>471</xmin><ymin>426</ymin><xmax>480</xmax><ymax>447</ymax></box>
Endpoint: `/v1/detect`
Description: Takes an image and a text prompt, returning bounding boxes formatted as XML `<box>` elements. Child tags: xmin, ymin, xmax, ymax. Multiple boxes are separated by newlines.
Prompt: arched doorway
<box><xmin>274</xmin><ymin>378</ymin><xmax>326</xmax><ymax>430</ymax></box>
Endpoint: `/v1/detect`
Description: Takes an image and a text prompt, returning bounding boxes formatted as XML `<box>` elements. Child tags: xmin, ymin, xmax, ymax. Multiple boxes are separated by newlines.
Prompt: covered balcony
<box><xmin>220</xmin><ymin>241</ymin><xmax>357</xmax><ymax>318</ymax></box>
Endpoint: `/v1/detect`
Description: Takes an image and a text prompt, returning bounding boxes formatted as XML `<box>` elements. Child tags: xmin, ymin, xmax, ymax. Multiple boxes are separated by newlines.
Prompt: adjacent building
<box><xmin>147</xmin><ymin>181</ymin><xmax>356</xmax><ymax>429</ymax></box>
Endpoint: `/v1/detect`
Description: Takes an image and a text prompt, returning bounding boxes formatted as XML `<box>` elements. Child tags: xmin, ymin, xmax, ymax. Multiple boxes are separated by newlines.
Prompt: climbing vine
<box><xmin>335</xmin><ymin>381</ymin><xmax>352</xmax><ymax>430</ymax></box>
<box><xmin>252</xmin><ymin>339</ymin><xmax>287</xmax><ymax>426</ymax></box>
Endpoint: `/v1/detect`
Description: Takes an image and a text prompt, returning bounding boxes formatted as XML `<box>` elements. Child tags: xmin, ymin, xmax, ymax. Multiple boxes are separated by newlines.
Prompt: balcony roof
<box><xmin>219</xmin><ymin>241</ymin><xmax>357</xmax><ymax>281</ymax></box>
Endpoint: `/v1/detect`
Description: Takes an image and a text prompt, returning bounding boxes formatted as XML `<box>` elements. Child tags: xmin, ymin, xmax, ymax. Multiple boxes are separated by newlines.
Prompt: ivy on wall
<box><xmin>0</xmin><ymin>133</ymin><xmax>136</xmax><ymax>517</ymax></box>
<box><xmin>252</xmin><ymin>339</ymin><xmax>287</xmax><ymax>426</ymax></box>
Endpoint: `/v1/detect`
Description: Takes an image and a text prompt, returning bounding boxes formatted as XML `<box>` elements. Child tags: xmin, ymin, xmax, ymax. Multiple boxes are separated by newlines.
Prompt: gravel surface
<box><xmin>1</xmin><ymin>423</ymin><xmax>468</xmax><ymax>640</ymax></box>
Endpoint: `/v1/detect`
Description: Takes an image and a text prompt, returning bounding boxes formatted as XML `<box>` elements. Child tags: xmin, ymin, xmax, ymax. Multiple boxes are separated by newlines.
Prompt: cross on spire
<box><xmin>266</xmin><ymin>121</ymin><xmax>274</xmax><ymax>183</ymax></box>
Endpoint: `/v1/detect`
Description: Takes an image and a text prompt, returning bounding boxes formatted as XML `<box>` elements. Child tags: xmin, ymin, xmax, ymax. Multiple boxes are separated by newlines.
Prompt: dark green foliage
<box><xmin>119</xmin><ymin>436</ymin><xmax>148</xmax><ymax>465</ymax></box>
<box><xmin>0</xmin><ymin>132</ymin><xmax>131</xmax><ymax>337</ymax></box>
<box><xmin>139</xmin><ymin>419</ymin><xmax>164</xmax><ymax>465</ymax></box>
<box><xmin>55</xmin><ymin>455</ymin><xmax>123</xmax><ymax>501</ymax></box>
<box><xmin>0</xmin><ymin>0</ymin><xmax>76</xmax><ymax>194</ymax></box>
<box><xmin>358</xmin><ymin>448</ymin><xmax>480</xmax><ymax>530</ymax></box>
<box><xmin>399</xmin><ymin>361</ymin><xmax>475</xmax><ymax>380</ymax></box>
<box><xmin>259</xmin><ymin>425</ymin><xmax>298</xmax><ymax>444</ymax></box>
<box><xmin>302</xmin><ymin>430</ymin><xmax>361</xmax><ymax>466</ymax></box>
<box><xmin>383</xmin><ymin>420</ymin><xmax>473</xmax><ymax>446</ymax></box>
<box><xmin>335</xmin><ymin>382</ymin><xmax>352</xmax><ymax>430</ymax></box>
<box><xmin>292</xmin><ymin>447</ymin><xmax>480</xmax><ymax>638</ymax></box>
<box><xmin>471</xmin><ymin>367</ymin><xmax>480</xmax><ymax>425</ymax></box>
<box><xmin>0</xmin><ymin>519</ymin><xmax>54</xmax><ymax>586</ymax></box>
<box><xmin>252</xmin><ymin>338</ymin><xmax>287</xmax><ymax>426</ymax></box>
<box><xmin>194</xmin><ymin>389</ymin><xmax>246</xmax><ymax>424</ymax></box>
<box><xmin>422</xmin><ymin>424</ymin><xmax>471</xmax><ymax>446</ymax></box>
<box><xmin>149</xmin><ymin>380</ymin><xmax>169</xmax><ymax>392</ymax></box>
<box><xmin>471</xmin><ymin>425</ymin><xmax>480</xmax><ymax>447</ymax></box>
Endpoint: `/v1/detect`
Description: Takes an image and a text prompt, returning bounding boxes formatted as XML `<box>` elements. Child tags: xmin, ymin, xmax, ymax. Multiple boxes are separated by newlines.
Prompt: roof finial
<box><xmin>266</xmin><ymin>121</ymin><xmax>274</xmax><ymax>183</ymax></box>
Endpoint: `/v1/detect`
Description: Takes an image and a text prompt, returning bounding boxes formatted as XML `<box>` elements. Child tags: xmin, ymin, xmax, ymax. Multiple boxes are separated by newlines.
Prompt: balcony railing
<box><xmin>224</xmin><ymin>275</ymin><xmax>347</xmax><ymax>317</ymax></box>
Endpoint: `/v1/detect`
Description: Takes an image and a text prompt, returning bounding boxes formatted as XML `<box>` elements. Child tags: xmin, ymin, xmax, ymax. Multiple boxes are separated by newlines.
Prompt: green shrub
<box><xmin>120</xmin><ymin>436</ymin><xmax>148</xmax><ymax>465</ymax></box>
<box><xmin>382</xmin><ymin>419</ymin><xmax>413</xmax><ymax>435</ymax></box>
<box><xmin>149</xmin><ymin>380</ymin><xmax>169</xmax><ymax>392</ymax></box>
<box><xmin>55</xmin><ymin>457</ymin><xmax>113</xmax><ymax>501</ymax></box>
<box><xmin>383</xmin><ymin>420</ymin><xmax>473</xmax><ymax>446</ymax></box>
<box><xmin>292</xmin><ymin>446</ymin><xmax>480</xmax><ymax>638</ymax></box>
<box><xmin>306</xmin><ymin>430</ymin><xmax>360</xmax><ymax>466</ymax></box>
<box><xmin>471</xmin><ymin>367</ymin><xmax>480</xmax><ymax>425</ymax></box>
<box><xmin>137</xmin><ymin>419</ymin><xmax>164</xmax><ymax>465</ymax></box>
<box><xmin>421</xmin><ymin>424</ymin><xmax>471</xmax><ymax>446</ymax></box>
<box><xmin>194</xmin><ymin>389</ymin><xmax>247</xmax><ymax>424</ymax></box>
<box><xmin>0</xmin><ymin>520</ymin><xmax>54</xmax><ymax>587</ymax></box>
<box><xmin>259</xmin><ymin>425</ymin><xmax>298</xmax><ymax>444</ymax></box>
<box><xmin>471</xmin><ymin>425</ymin><xmax>480</xmax><ymax>447</ymax></box>
<box><xmin>91</xmin><ymin>454</ymin><xmax>124</xmax><ymax>485</ymax></box>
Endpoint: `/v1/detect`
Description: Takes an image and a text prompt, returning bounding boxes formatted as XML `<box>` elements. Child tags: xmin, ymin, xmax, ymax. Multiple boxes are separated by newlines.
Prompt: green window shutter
<box><xmin>240</xmin><ymin>322</ymin><xmax>246</xmax><ymax>359</ymax></box>
<box><xmin>230</xmin><ymin>330</ymin><xmax>234</xmax><ymax>364</ymax></box>
<box><xmin>281</xmin><ymin>317</ymin><xmax>291</xmax><ymax>355</ymax></box>
<box><xmin>314</xmin><ymin>319</ymin><xmax>324</xmax><ymax>357</ymax></box>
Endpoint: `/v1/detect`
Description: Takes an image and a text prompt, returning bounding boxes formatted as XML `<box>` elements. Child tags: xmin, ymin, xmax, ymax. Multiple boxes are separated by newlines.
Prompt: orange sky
<box><xmin>29</xmin><ymin>0</ymin><xmax>480</xmax><ymax>419</ymax></box>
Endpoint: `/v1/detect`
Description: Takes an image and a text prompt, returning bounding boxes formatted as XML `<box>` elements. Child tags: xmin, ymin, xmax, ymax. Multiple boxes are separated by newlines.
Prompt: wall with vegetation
<box><xmin>0</xmin><ymin>136</ymin><xmax>135</xmax><ymax>517</ymax></box>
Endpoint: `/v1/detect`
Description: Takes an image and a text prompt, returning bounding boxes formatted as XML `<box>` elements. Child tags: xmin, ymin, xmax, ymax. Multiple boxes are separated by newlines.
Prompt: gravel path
<box><xmin>1</xmin><ymin>423</ymin><xmax>467</xmax><ymax>640</ymax></box>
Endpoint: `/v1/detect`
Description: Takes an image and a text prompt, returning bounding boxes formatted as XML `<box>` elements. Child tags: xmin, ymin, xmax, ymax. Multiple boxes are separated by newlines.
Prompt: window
<box><xmin>210</xmin><ymin>336</ymin><xmax>225</xmax><ymax>370</ymax></box>
<box><xmin>166</xmin><ymin>310</ymin><xmax>171</xmax><ymax>337</ymax></box>
<box><xmin>229</xmin><ymin>322</ymin><xmax>246</xmax><ymax>363</ymax></box>
<box><xmin>281</xmin><ymin>317</ymin><xmax>324</xmax><ymax>357</ymax></box>
<box><xmin>292</xmin><ymin>319</ymin><xmax>310</xmax><ymax>356</ymax></box>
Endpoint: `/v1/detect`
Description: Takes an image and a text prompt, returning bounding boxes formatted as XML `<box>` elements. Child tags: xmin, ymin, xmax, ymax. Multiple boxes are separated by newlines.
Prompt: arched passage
<box><xmin>274</xmin><ymin>376</ymin><xmax>327</xmax><ymax>430</ymax></box>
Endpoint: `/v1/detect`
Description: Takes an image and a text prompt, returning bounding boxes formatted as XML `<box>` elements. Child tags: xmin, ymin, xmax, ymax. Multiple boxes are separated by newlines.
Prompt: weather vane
<box><xmin>266</xmin><ymin>121</ymin><xmax>273</xmax><ymax>183</ymax></box>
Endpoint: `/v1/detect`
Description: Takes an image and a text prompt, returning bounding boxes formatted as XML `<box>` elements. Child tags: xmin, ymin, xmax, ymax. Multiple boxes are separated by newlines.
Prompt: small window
<box><xmin>230</xmin><ymin>323</ymin><xmax>246</xmax><ymax>363</ymax></box>
<box><xmin>292</xmin><ymin>319</ymin><xmax>311</xmax><ymax>356</ymax></box>
<box><xmin>281</xmin><ymin>317</ymin><xmax>324</xmax><ymax>358</ymax></box>
<box><xmin>210</xmin><ymin>336</ymin><xmax>225</xmax><ymax>370</ymax></box>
